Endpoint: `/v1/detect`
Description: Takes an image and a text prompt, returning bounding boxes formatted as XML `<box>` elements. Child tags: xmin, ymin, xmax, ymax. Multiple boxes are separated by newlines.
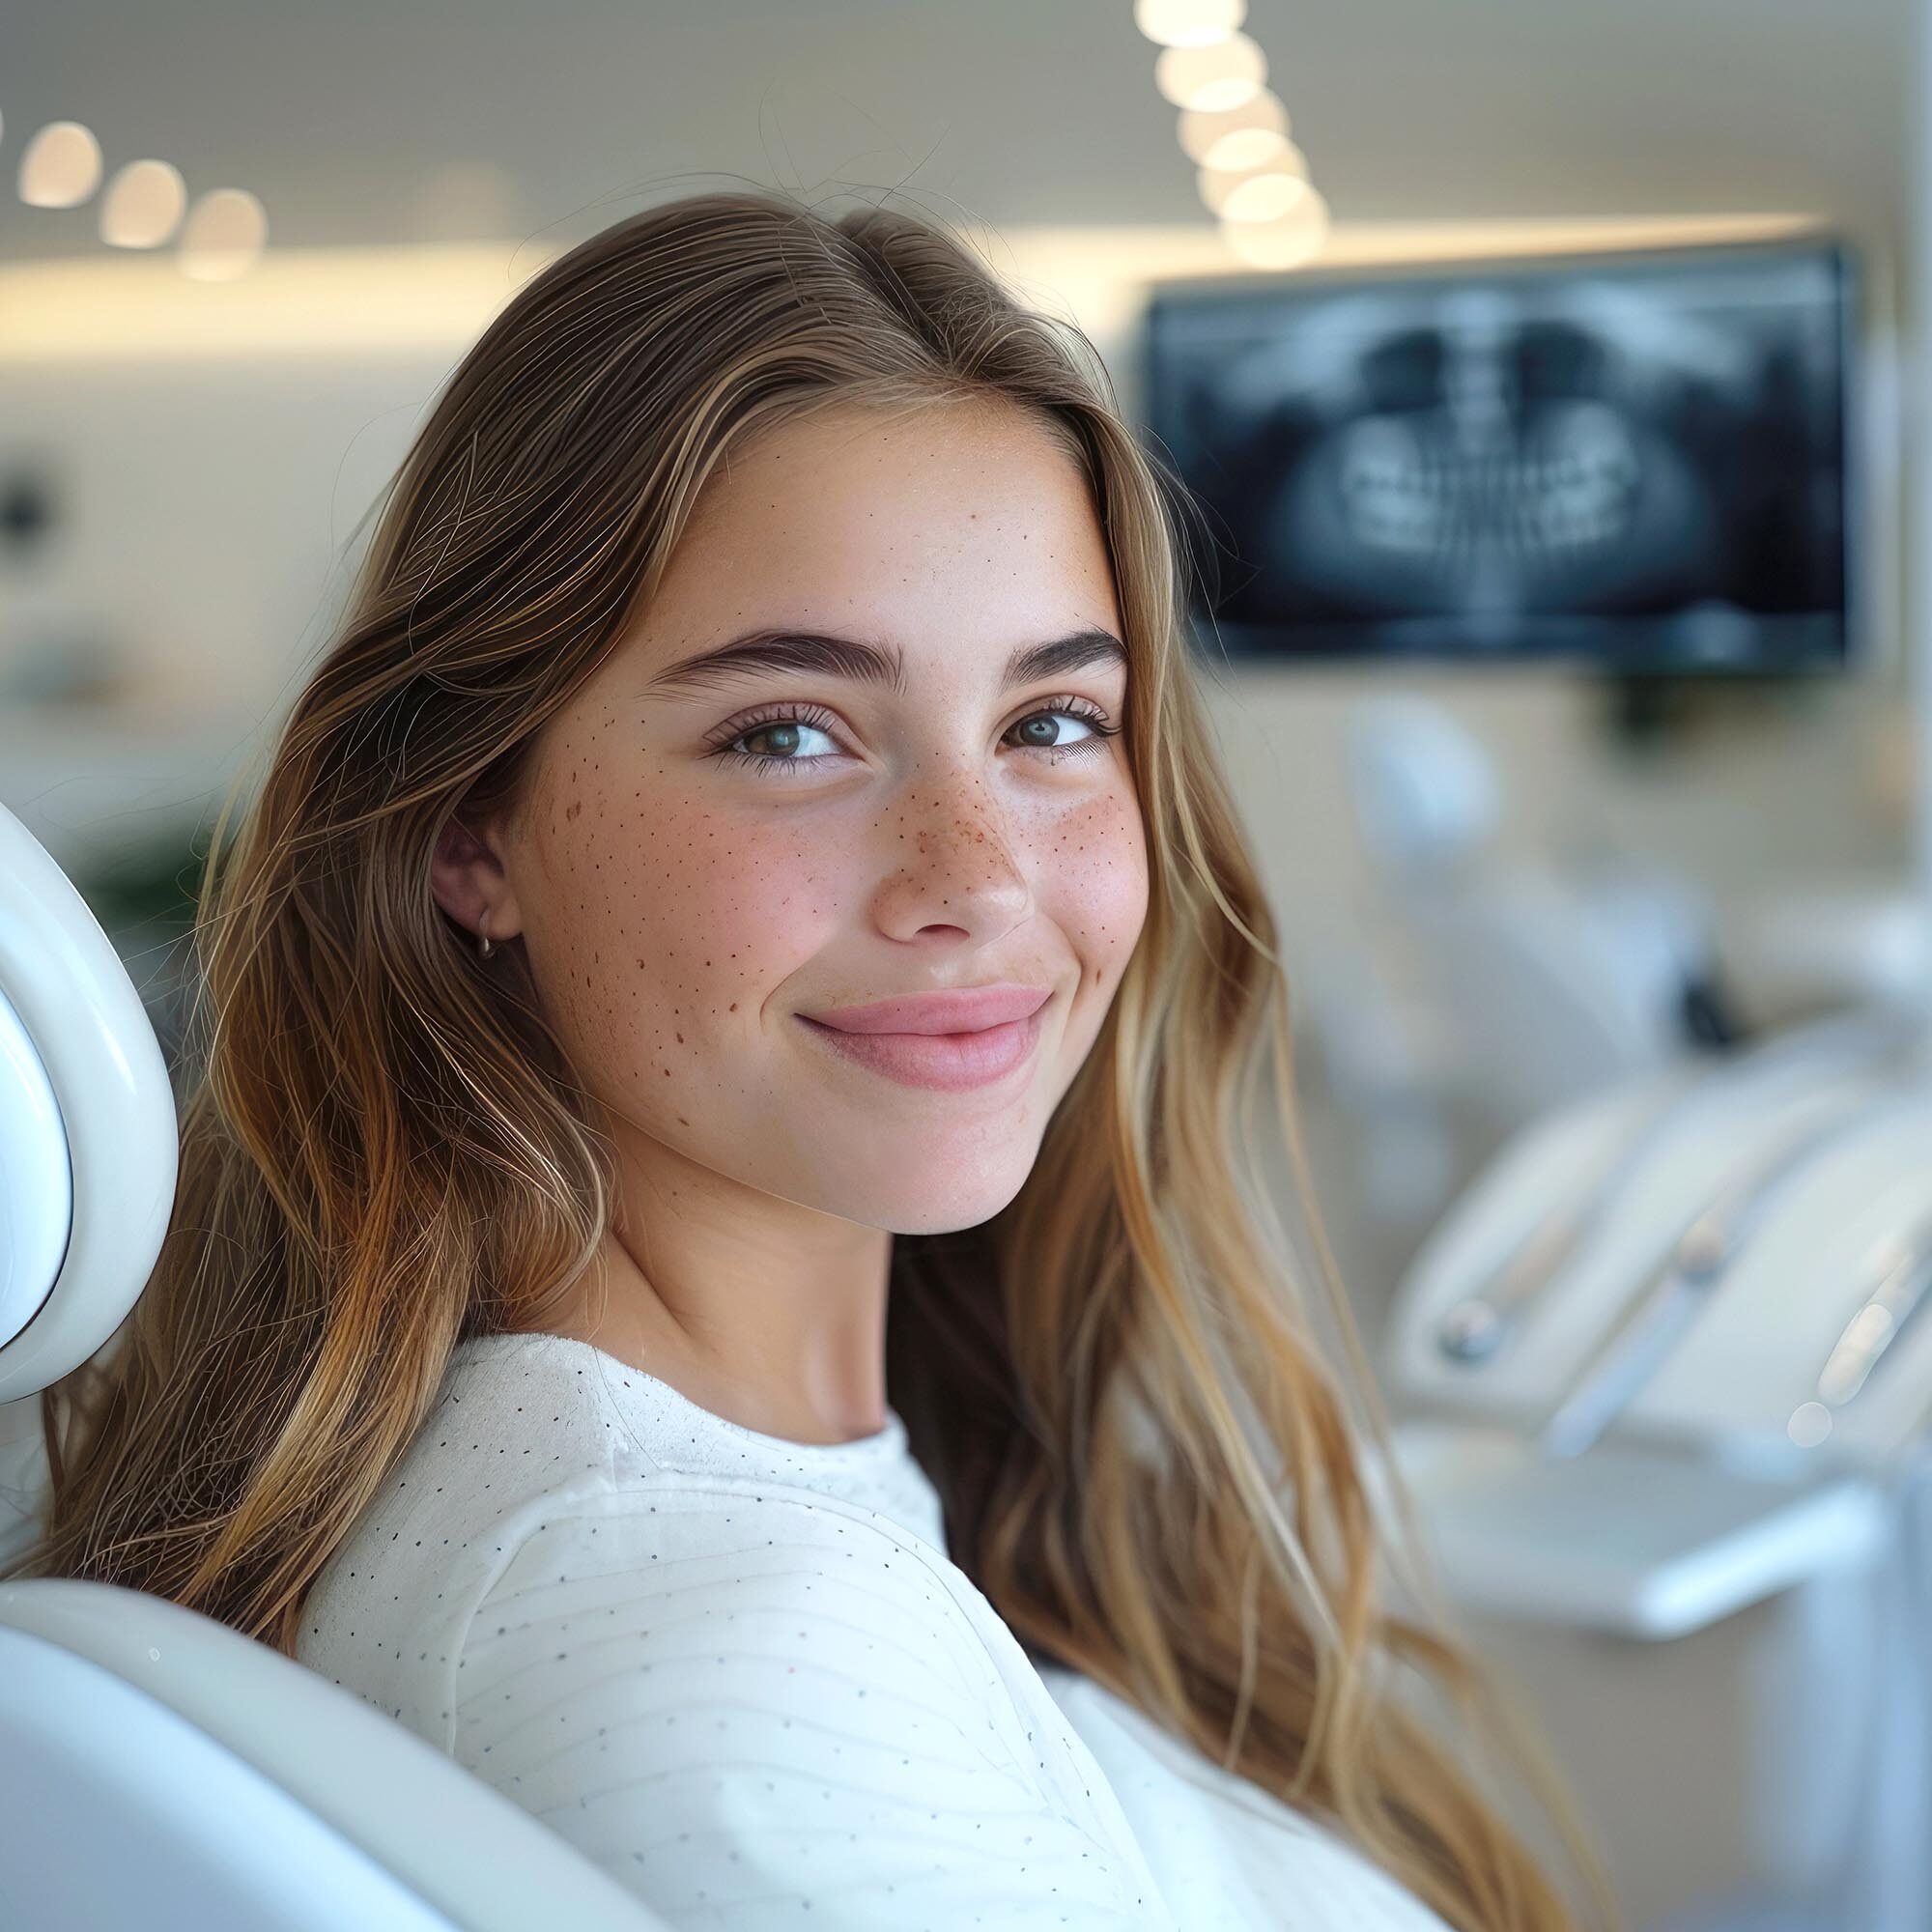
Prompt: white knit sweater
<box><xmin>283</xmin><ymin>1331</ymin><xmax>1451</xmax><ymax>1930</ymax></box>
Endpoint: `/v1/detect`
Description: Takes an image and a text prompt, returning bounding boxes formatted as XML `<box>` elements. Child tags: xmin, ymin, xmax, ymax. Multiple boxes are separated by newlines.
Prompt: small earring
<box><xmin>476</xmin><ymin>911</ymin><xmax>495</xmax><ymax>959</ymax></box>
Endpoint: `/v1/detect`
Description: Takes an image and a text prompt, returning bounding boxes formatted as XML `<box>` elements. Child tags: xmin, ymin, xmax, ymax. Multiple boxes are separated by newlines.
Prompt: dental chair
<box><xmin>0</xmin><ymin>801</ymin><xmax>667</xmax><ymax>1932</ymax></box>
<box><xmin>1382</xmin><ymin>1009</ymin><xmax>1932</xmax><ymax>1931</ymax></box>
<box><xmin>1341</xmin><ymin>694</ymin><xmax>1735</xmax><ymax>1127</ymax></box>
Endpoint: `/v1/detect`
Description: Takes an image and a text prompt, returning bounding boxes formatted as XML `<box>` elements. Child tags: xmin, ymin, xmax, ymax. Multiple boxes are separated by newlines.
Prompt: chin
<box><xmin>816</xmin><ymin>1151</ymin><xmax>1040</xmax><ymax>1236</ymax></box>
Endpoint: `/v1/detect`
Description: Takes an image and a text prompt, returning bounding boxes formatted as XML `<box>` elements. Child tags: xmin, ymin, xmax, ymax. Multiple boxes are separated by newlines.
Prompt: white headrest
<box><xmin>0</xmin><ymin>802</ymin><xmax>177</xmax><ymax>1402</ymax></box>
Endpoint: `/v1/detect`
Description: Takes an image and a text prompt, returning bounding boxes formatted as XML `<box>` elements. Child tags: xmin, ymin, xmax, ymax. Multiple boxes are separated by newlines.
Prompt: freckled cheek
<box><xmin>1043</xmin><ymin>796</ymin><xmax>1150</xmax><ymax>990</ymax></box>
<box><xmin>620</xmin><ymin>821</ymin><xmax>842</xmax><ymax>1041</ymax></box>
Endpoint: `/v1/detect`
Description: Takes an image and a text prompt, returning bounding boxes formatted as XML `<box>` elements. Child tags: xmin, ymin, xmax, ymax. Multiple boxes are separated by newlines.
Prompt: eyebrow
<box><xmin>641</xmin><ymin>625</ymin><xmax>1129</xmax><ymax>699</ymax></box>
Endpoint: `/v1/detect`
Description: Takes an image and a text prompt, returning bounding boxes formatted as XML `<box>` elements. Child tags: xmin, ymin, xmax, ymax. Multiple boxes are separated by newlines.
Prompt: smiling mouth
<box><xmin>793</xmin><ymin>999</ymin><xmax>1049</xmax><ymax>1093</ymax></box>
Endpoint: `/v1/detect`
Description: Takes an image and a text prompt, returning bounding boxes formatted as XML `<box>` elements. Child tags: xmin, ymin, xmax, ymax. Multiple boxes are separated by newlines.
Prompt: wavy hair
<box><xmin>8</xmin><ymin>187</ymin><xmax>1618</xmax><ymax>1932</ymax></box>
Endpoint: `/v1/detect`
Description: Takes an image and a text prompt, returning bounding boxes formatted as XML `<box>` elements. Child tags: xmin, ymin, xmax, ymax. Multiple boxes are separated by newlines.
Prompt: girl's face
<box><xmin>462</xmin><ymin>398</ymin><xmax>1149</xmax><ymax>1235</ymax></box>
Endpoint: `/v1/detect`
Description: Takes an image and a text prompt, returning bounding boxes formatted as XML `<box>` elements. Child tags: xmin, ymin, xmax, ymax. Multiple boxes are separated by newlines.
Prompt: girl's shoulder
<box><xmin>297</xmin><ymin>1332</ymin><xmax>1174</xmax><ymax>1923</ymax></box>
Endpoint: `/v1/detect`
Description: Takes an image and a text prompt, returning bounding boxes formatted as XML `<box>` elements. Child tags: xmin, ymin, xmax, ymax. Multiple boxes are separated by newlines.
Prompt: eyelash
<box><xmin>704</xmin><ymin>696</ymin><xmax>1122</xmax><ymax>780</ymax></box>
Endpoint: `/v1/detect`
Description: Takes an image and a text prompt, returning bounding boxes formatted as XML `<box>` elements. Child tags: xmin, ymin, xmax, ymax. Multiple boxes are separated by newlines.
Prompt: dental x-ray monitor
<box><xmin>1141</xmin><ymin>237</ymin><xmax>1855</xmax><ymax>674</ymax></box>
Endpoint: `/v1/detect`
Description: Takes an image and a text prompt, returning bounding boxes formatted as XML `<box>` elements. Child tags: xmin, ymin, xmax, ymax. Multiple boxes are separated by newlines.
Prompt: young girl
<box><xmin>9</xmin><ymin>190</ymin><xmax>1617</xmax><ymax>1932</ymax></box>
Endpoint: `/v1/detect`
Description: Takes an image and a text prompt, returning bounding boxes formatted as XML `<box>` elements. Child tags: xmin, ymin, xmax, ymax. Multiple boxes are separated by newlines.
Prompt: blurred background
<box><xmin>6</xmin><ymin>4</ymin><xmax>1932</xmax><ymax>1927</ymax></box>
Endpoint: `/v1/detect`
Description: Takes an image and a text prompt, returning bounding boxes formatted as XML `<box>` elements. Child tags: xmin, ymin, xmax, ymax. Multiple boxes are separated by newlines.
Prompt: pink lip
<box><xmin>800</xmin><ymin>984</ymin><xmax>1052</xmax><ymax>1035</ymax></box>
<box><xmin>794</xmin><ymin>986</ymin><xmax>1052</xmax><ymax>1093</ymax></box>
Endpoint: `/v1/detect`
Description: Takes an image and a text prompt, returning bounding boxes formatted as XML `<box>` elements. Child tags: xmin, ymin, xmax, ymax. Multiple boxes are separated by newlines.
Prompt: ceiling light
<box><xmin>1215</xmin><ymin>169</ymin><xmax>1317</xmax><ymax>225</ymax></box>
<box><xmin>179</xmin><ymin>188</ymin><xmax>270</xmax><ymax>280</ymax></box>
<box><xmin>100</xmin><ymin>159</ymin><xmax>187</xmax><ymax>248</ymax></box>
<box><xmin>1198</xmin><ymin>143</ymin><xmax>1310</xmax><ymax>215</ymax></box>
<box><xmin>1153</xmin><ymin>34</ymin><xmax>1266</xmax><ymax>112</ymax></box>
<box><xmin>1201</xmin><ymin>126</ymin><xmax>1290</xmax><ymax>173</ymax></box>
<box><xmin>17</xmin><ymin>121</ymin><xmax>103</xmax><ymax>208</ymax></box>
<box><xmin>1222</xmin><ymin>188</ymin><xmax>1332</xmax><ymax>269</ymax></box>
<box><xmin>1178</xmin><ymin>90</ymin><xmax>1290</xmax><ymax>167</ymax></box>
<box><xmin>1134</xmin><ymin>0</ymin><xmax>1246</xmax><ymax>47</ymax></box>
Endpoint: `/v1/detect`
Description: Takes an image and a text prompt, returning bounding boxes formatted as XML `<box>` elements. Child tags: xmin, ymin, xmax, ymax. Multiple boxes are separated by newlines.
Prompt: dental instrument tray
<box><xmin>1384</xmin><ymin>1012</ymin><xmax>1932</xmax><ymax>1471</ymax></box>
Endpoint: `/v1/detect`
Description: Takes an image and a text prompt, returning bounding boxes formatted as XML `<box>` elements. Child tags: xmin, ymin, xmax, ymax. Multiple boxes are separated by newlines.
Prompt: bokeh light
<box><xmin>18</xmin><ymin>120</ymin><xmax>104</xmax><ymax>208</ymax></box>
<box><xmin>179</xmin><ymin>188</ymin><xmax>270</xmax><ymax>281</ymax></box>
<box><xmin>1220</xmin><ymin>185</ymin><xmax>1331</xmax><ymax>268</ymax></box>
<box><xmin>1179</xmin><ymin>90</ymin><xmax>1292</xmax><ymax>169</ymax></box>
<box><xmin>1153</xmin><ymin>34</ymin><xmax>1266</xmax><ymax>112</ymax></box>
<box><xmin>1133</xmin><ymin>0</ymin><xmax>1246</xmax><ymax>48</ymax></box>
<box><xmin>1199</xmin><ymin>144</ymin><xmax>1311</xmax><ymax>215</ymax></box>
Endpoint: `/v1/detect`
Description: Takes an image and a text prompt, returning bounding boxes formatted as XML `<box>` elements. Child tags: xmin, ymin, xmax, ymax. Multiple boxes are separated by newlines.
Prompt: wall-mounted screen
<box><xmin>1140</xmin><ymin>240</ymin><xmax>1854</xmax><ymax>672</ymax></box>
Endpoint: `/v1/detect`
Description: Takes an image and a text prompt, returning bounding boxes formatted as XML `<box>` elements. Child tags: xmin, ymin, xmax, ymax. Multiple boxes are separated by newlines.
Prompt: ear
<box><xmin>431</xmin><ymin>810</ymin><xmax>525</xmax><ymax>945</ymax></box>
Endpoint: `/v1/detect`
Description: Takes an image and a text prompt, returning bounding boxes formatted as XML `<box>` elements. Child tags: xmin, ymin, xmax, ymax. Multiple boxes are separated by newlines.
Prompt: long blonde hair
<box><xmin>9</xmin><ymin>187</ymin><xmax>1619</xmax><ymax>1932</ymax></box>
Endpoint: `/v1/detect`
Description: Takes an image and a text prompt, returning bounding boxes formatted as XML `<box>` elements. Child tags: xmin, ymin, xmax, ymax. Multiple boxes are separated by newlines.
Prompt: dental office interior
<box><xmin>3</xmin><ymin>3</ymin><xmax>1932</xmax><ymax>1930</ymax></box>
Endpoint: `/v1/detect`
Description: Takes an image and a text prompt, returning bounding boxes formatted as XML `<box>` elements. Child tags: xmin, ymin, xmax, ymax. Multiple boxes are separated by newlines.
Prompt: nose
<box><xmin>867</xmin><ymin>770</ymin><xmax>1034</xmax><ymax>947</ymax></box>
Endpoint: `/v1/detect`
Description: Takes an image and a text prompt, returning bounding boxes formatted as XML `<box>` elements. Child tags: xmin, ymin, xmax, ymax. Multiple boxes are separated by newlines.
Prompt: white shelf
<box><xmin>1393</xmin><ymin>1420</ymin><xmax>1889</xmax><ymax>1639</ymax></box>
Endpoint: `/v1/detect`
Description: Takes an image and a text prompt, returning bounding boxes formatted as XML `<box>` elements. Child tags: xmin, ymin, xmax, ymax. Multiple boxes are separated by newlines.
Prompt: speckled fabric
<box><xmin>298</xmin><ymin>1330</ymin><xmax>1451</xmax><ymax>1931</ymax></box>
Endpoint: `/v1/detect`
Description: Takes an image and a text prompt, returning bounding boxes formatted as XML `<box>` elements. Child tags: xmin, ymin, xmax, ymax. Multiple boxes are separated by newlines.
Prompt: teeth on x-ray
<box><xmin>1144</xmin><ymin>243</ymin><xmax>1848</xmax><ymax>668</ymax></box>
<box><xmin>1337</xmin><ymin>403</ymin><xmax>1641</xmax><ymax>560</ymax></box>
